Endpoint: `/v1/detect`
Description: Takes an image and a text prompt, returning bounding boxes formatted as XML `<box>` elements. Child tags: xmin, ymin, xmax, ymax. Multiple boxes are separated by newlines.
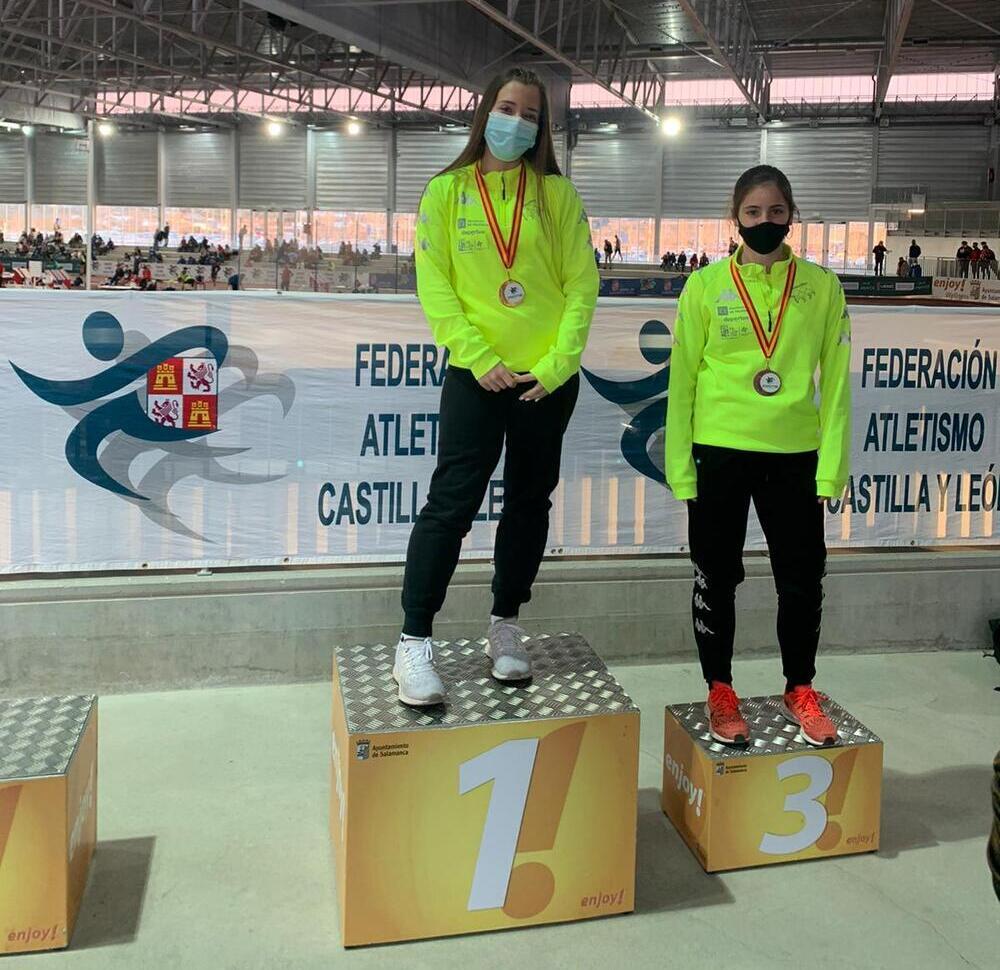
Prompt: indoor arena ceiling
<box><xmin>0</xmin><ymin>0</ymin><xmax>997</xmax><ymax>129</ymax></box>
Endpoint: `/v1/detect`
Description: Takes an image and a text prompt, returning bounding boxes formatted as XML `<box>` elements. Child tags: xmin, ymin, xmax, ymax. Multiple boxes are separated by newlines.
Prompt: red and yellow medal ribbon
<box><xmin>729</xmin><ymin>255</ymin><xmax>797</xmax><ymax>361</ymax></box>
<box><xmin>473</xmin><ymin>162</ymin><xmax>527</xmax><ymax>270</ymax></box>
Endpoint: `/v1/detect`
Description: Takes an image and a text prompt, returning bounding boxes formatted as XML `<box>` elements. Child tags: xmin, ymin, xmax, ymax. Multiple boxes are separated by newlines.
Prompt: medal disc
<box><xmin>499</xmin><ymin>279</ymin><xmax>526</xmax><ymax>307</ymax></box>
<box><xmin>753</xmin><ymin>369</ymin><xmax>782</xmax><ymax>396</ymax></box>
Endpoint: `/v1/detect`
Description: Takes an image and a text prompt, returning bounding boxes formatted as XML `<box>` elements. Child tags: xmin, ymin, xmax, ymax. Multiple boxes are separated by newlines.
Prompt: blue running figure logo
<box><xmin>10</xmin><ymin>309</ymin><xmax>295</xmax><ymax>540</ymax></box>
<box><xmin>11</xmin><ymin>311</ymin><xmax>229</xmax><ymax>500</ymax></box>
<box><xmin>582</xmin><ymin>319</ymin><xmax>670</xmax><ymax>485</ymax></box>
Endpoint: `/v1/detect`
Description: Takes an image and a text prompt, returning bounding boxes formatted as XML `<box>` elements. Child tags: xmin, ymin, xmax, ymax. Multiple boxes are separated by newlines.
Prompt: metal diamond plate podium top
<box><xmin>335</xmin><ymin>633</ymin><xmax>637</xmax><ymax>733</ymax></box>
<box><xmin>668</xmin><ymin>695</ymin><xmax>881</xmax><ymax>760</ymax></box>
<box><xmin>0</xmin><ymin>695</ymin><xmax>96</xmax><ymax>781</ymax></box>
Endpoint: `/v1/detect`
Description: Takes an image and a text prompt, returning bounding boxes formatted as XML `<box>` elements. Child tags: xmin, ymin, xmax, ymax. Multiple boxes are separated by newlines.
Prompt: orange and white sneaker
<box><xmin>705</xmin><ymin>682</ymin><xmax>749</xmax><ymax>746</ymax></box>
<box><xmin>782</xmin><ymin>685</ymin><xmax>839</xmax><ymax>747</ymax></box>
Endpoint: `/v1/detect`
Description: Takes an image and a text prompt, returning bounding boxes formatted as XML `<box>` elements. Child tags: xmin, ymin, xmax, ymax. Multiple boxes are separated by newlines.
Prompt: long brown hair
<box><xmin>437</xmin><ymin>68</ymin><xmax>561</xmax><ymax>235</ymax></box>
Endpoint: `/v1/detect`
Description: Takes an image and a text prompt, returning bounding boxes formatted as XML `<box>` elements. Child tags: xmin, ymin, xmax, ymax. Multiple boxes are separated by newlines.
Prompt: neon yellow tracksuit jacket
<box><xmin>665</xmin><ymin>245</ymin><xmax>852</xmax><ymax>500</ymax></box>
<box><xmin>414</xmin><ymin>163</ymin><xmax>599</xmax><ymax>392</ymax></box>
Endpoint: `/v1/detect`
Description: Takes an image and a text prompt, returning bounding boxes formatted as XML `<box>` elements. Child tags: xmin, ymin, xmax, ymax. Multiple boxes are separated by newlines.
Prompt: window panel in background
<box><xmin>805</xmin><ymin>223</ymin><xmax>824</xmax><ymax>264</ymax></box>
<box><xmin>847</xmin><ymin>222</ymin><xmax>870</xmax><ymax>270</ymax></box>
<box><xmin>586</xmin><ymin>217</ymin><xmax>655</xmax><ymax>262</ymax></box>
<box><xmin>313</xmin><ymin>211</ymin><xmax>388</xmax><ymax>252</ymax></box>
<box><xmin>94</xmin><ymin>206</ymin><xmax>159</xmax><ymax>246</ymax></box>
<box><xmin>696</xmin><ymin>219</ymin><xmax>724</xmax><ymax>261</ymax></box>
<box><xmin>393</xmin><ymin>212</ymin><xmax>416</xmax><ymax>255</ymax></box>
<box><xmin>0</xmin><ymin>204</ymin><xmax>26</xmax><ymax>238</ymax></box>
<box><xmin>827</xmin><ymin>223</ymin><xmax>847</xmax><ymax>271</ymax></box>
<box><xmin>30</xmin><ymin>204</ymin><xmax>86</xmax><ymax>236</ymax></box>
<box><xmin>677</xmin><ymin>219</ymin><xmax>699</xmax><ymax>260</ymax></box>
<box><xmin>659</xmin><ymin>218</ymin><xmax>680</xmax><ymax>253</ymax></box>
<box><xmin>786</xmin><ymin>222</ymin><xmax>803</xmax><ymax>256</ymax></box>
<box><xmin>163</xmin><ymin>207</ymin><xmax>231</xmax><ymax>244</ymax></box>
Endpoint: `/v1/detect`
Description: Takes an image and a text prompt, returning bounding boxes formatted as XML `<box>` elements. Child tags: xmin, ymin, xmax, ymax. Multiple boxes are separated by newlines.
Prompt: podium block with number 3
<box><xmin>661</xmin><ymin>696</ymin><xmax>882</xmax><ymax>872</ymax></box>
<box><xmin>330</xmin><ymin>635</ymin><xmax>639</xmax><ymax>946</ymax></box>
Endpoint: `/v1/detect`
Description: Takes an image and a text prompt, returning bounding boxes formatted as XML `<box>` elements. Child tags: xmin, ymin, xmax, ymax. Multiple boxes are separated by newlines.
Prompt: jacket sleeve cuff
<box><xmin>529</xmin><ymin>357</ymin><xmax>565</xmax><ymax>394</ymax></box>
<box><xmin>816</xmin><ymin>479</ymin><xmax>843</xmax><ymax>498</ymax></box>
<box><xmin>670</xmin><ymin>481</ymin><xmax>698</xmax><ymax>501</ymax></box>
<box><xmin>469</xmin><ymin>351</ymin><xmax>502</xmax><ymax>381</ymax></box>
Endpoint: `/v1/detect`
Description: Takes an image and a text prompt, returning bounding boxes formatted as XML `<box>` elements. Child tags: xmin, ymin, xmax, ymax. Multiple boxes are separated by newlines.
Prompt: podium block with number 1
<box><xmin>330</xmin><ymin>634</ymin><xmax>639</xmax><ymax>946</ymax></box>
<box><xmin>662</xmin><ymin>696</ymin><xmax>882</xmax><ymax>872</ymax></box>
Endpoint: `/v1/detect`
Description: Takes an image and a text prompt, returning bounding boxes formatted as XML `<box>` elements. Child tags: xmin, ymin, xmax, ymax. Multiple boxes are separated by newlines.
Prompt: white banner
<box><xmin>1</xmin><ymin>292</ymin><xmax>999</xmax><ymax>573</ymax></box>
<box><xmin>932</xmin><ymin>275</ymin><xmax>1000</xmax><ymax>304</ymax></box>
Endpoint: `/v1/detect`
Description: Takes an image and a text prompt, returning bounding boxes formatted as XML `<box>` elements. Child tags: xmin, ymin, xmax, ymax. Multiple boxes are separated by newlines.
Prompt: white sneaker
<box><xmin>485</xmin><ymin>621</ymin><xmax>532</xmax><ymax>681</ymax></box>
<box><xmin>392</xmin><ymin>637</ymin><xmax>446</xmax><ymax>706</ymax></box>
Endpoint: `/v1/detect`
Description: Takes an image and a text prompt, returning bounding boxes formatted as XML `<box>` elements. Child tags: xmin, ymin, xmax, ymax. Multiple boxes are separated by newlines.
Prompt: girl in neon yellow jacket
<box><xmin>665</xmin><ymin>165</ymin><xmax>851</xmax><ymax>749</ymax></box>
<box><xmin>393</xmin><ymin>67</ymin><xmax>599</xmax><ymax>707</ymax></box>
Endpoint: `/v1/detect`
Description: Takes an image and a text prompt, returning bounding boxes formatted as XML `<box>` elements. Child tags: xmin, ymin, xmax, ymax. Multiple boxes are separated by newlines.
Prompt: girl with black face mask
<box><xmin>665</xmin><ymin>164</ymin><xmax>852</xmax><ymax>749</ymax></box>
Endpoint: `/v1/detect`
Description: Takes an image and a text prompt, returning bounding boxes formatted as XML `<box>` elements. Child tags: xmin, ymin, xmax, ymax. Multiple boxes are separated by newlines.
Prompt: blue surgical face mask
<box><xmin>484</xmin><ymin>111</ymin><xmax>539</xmax><ymax>162</ymax></box>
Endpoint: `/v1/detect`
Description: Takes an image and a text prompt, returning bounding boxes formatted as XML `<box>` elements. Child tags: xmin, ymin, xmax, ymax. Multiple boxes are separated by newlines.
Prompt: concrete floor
<box><xmin>7</xmin><ymin>649</ymin><xmax>998</xmax><ymax>969</ymax></box>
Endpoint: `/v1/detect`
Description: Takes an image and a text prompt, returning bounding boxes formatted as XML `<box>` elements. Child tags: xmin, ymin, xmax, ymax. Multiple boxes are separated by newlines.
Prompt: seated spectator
<box><xmin>896</xmin><ymin>256</ymin><xmax>909</xmax><ymax>278</ymax></box>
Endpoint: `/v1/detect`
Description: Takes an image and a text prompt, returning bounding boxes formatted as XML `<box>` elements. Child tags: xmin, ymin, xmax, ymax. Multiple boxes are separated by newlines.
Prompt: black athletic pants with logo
<box><xmin>687</xmin><ymin>443</ymin><xmax>827</xmax><ymax>689</ymax></box>
<box><xmin>401</xmin><ymin>365</ymin><xmax>579</xmax><ymax>638</ymax></box>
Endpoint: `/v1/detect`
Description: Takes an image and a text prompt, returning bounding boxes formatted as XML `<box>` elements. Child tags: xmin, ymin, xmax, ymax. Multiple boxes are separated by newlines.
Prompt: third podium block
<box><xmin>662</xmin><ymin>695</ymin><xmax>882</xmax><ymax>872</ymax></box>
<box><xmin>330</xmin><ymin>633</ymin><xmax>639</xmax><ymax>946</ymax></box>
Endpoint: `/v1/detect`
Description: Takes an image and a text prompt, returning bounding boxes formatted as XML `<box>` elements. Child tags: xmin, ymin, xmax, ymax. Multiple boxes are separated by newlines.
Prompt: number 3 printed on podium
<box><xmin>460</xmin><ymin>738</ymin><xmax>539</xmax><ymax>911</ymax></box>
<box><xmin>759</xmin><ymin>755</ymin><xmax>834</xmax><ymax>856</ymax></box>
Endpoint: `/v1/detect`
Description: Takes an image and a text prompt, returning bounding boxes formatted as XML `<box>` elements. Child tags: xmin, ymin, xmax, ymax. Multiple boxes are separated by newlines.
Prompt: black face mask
<box><xmin>738</xmin><ymin>220</ymin><xmax>791</xmax><ymax>256</ymax></box>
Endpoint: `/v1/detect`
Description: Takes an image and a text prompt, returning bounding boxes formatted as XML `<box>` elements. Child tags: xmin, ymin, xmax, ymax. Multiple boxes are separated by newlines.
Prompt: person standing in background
<box><xmin>603</xmin><ymin>237</ymin><xmax>613</xmax><ymax>267</ymax></box>
<box><xmin>908</xmin><ymin>238</ymin><xmax>921</xmax><ymax>268</ymax></box>
<box><xmin>957</xmin><ymin>240</ymin><xmax>972</xmax><ymax>278</ymax></box>
<box><xmin>666</xmin><ymin>164</ymin><xmax>851</xmax><ymax>748</ymax></box>
<box><xmin>981</xmin><ymin>241</ymin><xmax>997</xmax><ymax>280</ymax></box>
<box><xmin>872</xmin><ymin>240</ymin><xmax>888</xmax><ymax>276</ymax></box>
<box><xmin>971</xmin><ymin>242</ymin><xmax>982</xmax><ymax>279</ymax></box>
<box><xmin>728</xmin><ymin>237</ymin><xmax>738</xmax><ymax>255</ymax></box>
<box><xmin>613</xmin><ymin>234</ymin><xmax>623</xmax><ymax>262</ymax></box>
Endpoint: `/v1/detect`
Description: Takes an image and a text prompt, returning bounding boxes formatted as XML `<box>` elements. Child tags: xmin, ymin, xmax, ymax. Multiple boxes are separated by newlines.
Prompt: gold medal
<box><xmin>499</xmin><ymin>279</ymin><xmax>526</xmax><ymax>307</ymax></box>
<box><xmin>730</xmin><ymin>255</ymin><xmax>796</xmax><ymax>396</ymax></box>
<box><xmin>474</xmin><ymin>162</ymin><xmax>527</xmax><ymax>308</ymax></box>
